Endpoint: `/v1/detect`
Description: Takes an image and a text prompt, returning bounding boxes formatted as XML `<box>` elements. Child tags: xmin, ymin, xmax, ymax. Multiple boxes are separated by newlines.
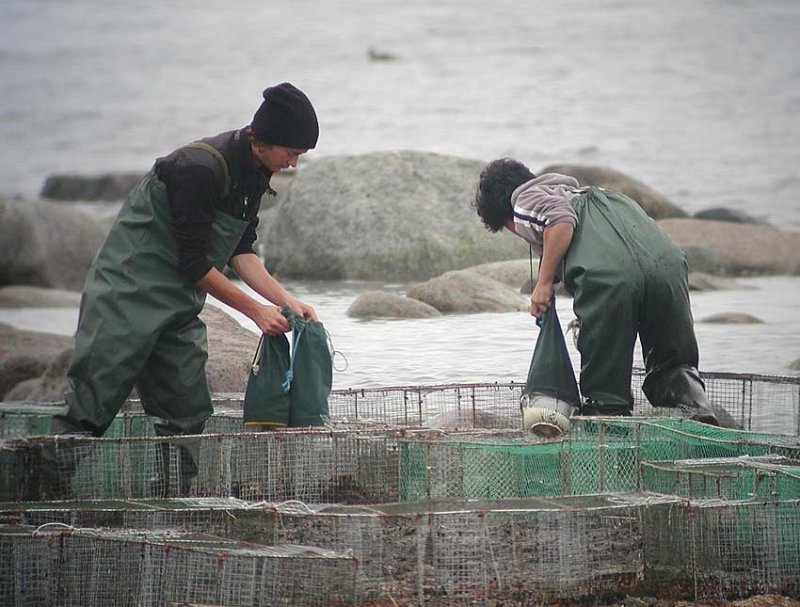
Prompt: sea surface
<box><xmin>3</xmin><ymin>276</ymin><xmax>799</xmax><ymax>390</ymax></box>
<box><xmin>1</xmin><ymin>0</ymin><xmax>799</xmax><ymax>389</ymax></box>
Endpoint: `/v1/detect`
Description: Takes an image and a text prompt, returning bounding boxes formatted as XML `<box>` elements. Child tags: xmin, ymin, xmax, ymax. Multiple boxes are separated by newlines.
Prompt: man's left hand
<box><xmin>284</xmin><ymin>295</ymin><xmax>318</xmax><ymax>322</ymax></box>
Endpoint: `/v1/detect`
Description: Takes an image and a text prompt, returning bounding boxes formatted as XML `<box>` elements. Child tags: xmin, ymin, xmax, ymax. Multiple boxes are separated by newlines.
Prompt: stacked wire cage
<box><xmin>0</xmin><ymin>371</ymin><xmax>799</xmax><ymax>605</ymax></box>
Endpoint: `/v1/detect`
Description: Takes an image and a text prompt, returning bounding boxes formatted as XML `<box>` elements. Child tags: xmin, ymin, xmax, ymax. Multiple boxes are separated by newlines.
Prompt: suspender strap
<box><xmin>183</xmin><ymin>141</ymin><xmax>231</xmax><ymax>198</ymax></box>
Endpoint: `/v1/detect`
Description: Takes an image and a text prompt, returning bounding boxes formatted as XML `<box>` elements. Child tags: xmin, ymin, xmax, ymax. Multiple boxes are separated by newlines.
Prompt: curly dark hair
<box><xmin>473</xmin><ymin>158</ymin><xmax>536</xmax><ymax>232</ymax></box>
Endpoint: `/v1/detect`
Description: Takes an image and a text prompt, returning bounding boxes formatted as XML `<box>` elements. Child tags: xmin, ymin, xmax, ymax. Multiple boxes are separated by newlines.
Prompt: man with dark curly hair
<box><xmin>474</xmin><ymin>158</ymin><xmax>718</xmax><ymax>424</ymax></box>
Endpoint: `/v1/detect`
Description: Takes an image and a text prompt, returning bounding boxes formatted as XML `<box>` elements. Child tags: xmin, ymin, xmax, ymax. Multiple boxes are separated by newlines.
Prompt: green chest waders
<box><xmin>561</xmin><ymin>187</ymin><xmax>704</xmax><ymax>412</ymax></box>
<box><xmin>47</xmin><ymin>145</ymin><xmax>250</xmax><ymax>497</ymax></box>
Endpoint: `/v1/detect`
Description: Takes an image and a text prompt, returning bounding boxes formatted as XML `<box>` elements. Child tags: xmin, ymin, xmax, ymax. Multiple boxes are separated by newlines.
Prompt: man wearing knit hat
<box><xmin>43</xmin><ymin>82</ymin><xmax>320</xmax><ymax>497</ymax></box>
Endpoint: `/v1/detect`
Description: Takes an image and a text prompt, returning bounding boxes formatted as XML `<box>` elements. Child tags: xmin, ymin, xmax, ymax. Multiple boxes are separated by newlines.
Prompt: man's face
<box><xmin>252</xmin><ymin>142</ymin><xmax>307</xmax><ymax>173</ymax></box>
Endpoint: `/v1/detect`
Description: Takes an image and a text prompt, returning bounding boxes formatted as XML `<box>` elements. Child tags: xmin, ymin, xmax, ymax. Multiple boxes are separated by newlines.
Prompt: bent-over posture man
<box><xmin>474</xmin><ymin>158</ymin><xmax>718</xmax><ymax>424</ymax></box>
<box><xmin>44</xmin><ymin>82</ymin><xmax>320</xmax><ymax>496</ymax></box>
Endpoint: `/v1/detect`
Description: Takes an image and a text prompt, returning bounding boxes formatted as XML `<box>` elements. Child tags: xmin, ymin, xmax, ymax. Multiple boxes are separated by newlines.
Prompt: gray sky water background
<box><xmin>2</xmin><ymin>0</ymin><xmax>799</xmax><ymax>228</ymax></box>
<box><xmin>1</xmin><ymin>0</ymin><xmax>799</xmax><ymax>392</ymax></box>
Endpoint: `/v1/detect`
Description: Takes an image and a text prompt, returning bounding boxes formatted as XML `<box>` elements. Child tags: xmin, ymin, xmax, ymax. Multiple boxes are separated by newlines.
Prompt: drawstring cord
<box><xmin>250</xmin><ymin>334</ymin><xmax>265</xmax><ymax>375</ymax></box>
<box><xmin>251</xmin><ymin>307</ymin><xmax>344</xmax><ymax>386</ymax></box>
<box><xmin>282</xmin><ymin>319</ymin><xmax>306</xmax><ymax>392</ymax></box>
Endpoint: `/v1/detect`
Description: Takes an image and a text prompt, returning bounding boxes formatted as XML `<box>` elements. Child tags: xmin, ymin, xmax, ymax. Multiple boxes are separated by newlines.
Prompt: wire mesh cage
<box><xmin>0</xmin><ymin>524</ymin><xmax>357</xmax><ymax>607</ymax></box>
<box><xmin>2</xmin><ymin>493</ymin><xmax>800</xmax><ymax>604</ymax></box>
<box><xmin>0</xmin><ymin>498</ymin><xmax>276</xmax><ymax>544</ymax></box>
<box><xmin>641</xmin><ymin>456</ymin><xmax>800</xmax><ymax>500</ymax></box>
<box><xmin>397</xmin><ymin>418</ymin><xmax>800</xmax><ymax>502</ymax></box>
<box><xmin>643</xmin><ymin>498</ymin><xmax>800</xmax><ymax>601</ymax></box>
<box><xmin>1</xmin><ymin>426</ymin><xmax>529</xmax><ymax>503</ymax></box>
<box><xmin>1</xmin><ymin>427</ymin><xmax>403</xmax><ymax>503</ymax></box>
<box><xmin>1</xmin><ymin>371</ymin><xmax>800</xmax><ymax>605</ymax></box>
<box><xmin>3</xmin><ymin>370</ymin><xmax>798</xmax><ymax>439</ymax></box>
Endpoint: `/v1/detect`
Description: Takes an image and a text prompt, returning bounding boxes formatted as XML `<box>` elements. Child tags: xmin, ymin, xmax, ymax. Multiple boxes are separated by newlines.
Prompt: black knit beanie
<box><xmin>250</xmin><ymin>82</ymin><xmax>319</xmax><ymax>149</ymax></box>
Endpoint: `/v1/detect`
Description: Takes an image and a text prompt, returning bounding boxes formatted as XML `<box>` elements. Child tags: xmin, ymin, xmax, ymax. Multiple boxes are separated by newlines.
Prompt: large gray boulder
<box><xmin>463</xmin><ymin>259</ymin><xmax>534</xmax><ymax>290</ymax></box>
<box><xmin>682</xmin><ymin>244</ymin><xmax>725</xmax><ymax>275</ymax></box>
<box><xmin>699</xmin><ymin>312</ymin><xmax>764</xmax><ymax>324</ymax></box>
<box><xmin>4</xmin><ymin>347</ymin><xmax>73</xmax><ymax>403</ymax></box>
<box><xmin>259</xmin><ymin>151</ymin><xmax>528</xmax><ymax>280</ymax></box>
<box><xmin>540</xmin><ymin>163</ymin><xmax>687</xmax><ymax>220</ymax></box>
<box><xmin>200</xmin><ymin>304</ymin><xmax>259</xmax><ymax>396</ymax></box>
<box><xmin>658</xmin><ymin>218</ymin><xmax>800</xmax><ymax>276</ymax></box>
<box><xmin>0</xmin><ymin>302</ymin><xmax>258</xmax><ymax>404</ymax></box>
<box><xmin>40</xmin><ymin>172</ymin><xmax>145</xmax><ymax>201</ymax></box>
<box><xmin>464</xmin><ymin>258</ymin><xmax>570</xmax><ymax>297</ymax></box>
<box><xmin>0</xmin><ymin>197</ymin><xmax>107</xmax><ymax>290</ymax></box>
<box><xmin>406</xmin><ymin>269</ymin><xmax>528</xmax><ymax>314</ymax></box>
<box><xmin>0</xmin><ymin>286</ymin><xmax>82</xmax><ymax>308</ymax></box>
<box><xmin>0</xmin><ymin>323</ymin><xmax>73</xmax><ymax>400</ymax></box>
<box><xmin>693</xmin><ymin>206</ymin><xmax>768</xmax><ymax>225</ymax></box>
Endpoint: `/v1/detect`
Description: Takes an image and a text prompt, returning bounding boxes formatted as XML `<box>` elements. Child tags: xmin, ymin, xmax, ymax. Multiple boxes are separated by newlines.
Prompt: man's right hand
<box><xmin>530</xmin><ymin>282</ymin><xmax>554</xmax><ymax>318</ymax></box>
<box><xmin>252</xmin><ymin>304</ymin><xmax>290</xmax><ymax>335</ymax></box>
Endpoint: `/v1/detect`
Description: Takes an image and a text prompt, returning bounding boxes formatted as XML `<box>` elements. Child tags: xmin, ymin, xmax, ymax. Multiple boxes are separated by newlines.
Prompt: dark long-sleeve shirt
<box><xmin>155</xmin><ymin>128</ymin><xmax>273</xmax><ymax>282</ymax></box>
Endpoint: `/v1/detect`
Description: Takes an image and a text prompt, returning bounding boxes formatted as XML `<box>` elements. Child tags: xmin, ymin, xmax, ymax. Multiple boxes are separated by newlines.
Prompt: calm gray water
<box><xmin>2</xmin><ymin>276</ymin><xmax>798</xmax><ymax>389</ymax></box>
<box><xmin>1</xmin><ymin>0</ymin><xmax>799</xmax><ymax>388</ymax></box>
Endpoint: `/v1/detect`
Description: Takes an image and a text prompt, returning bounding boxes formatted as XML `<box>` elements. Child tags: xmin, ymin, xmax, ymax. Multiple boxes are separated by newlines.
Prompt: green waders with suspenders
<box><xmin>44</xmin><ymin>142</ymin><xmax>250</xmax><ymax>497</ymax></box>
<box><xmin>561</xmin><ymin>186</ymin><xmax>711</xmax><ymax>416</ymax></box>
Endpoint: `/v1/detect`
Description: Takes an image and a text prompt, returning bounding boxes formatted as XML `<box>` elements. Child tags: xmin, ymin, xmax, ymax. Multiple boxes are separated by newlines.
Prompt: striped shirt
<box><xmin>510</xmin><ymin>173</ymin><xmax>580</xmax><ymax>256</ymax></box>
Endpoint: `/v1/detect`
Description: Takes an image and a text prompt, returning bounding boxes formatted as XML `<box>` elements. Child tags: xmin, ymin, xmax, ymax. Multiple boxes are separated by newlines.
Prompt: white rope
<box><xmin>32</xmin><ymin>522</ymin><xmax>79</xmax><ymax>535</ymax></box>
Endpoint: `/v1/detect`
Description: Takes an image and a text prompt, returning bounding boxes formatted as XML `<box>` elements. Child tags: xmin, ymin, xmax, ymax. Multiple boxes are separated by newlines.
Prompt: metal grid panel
<box><xmin>398</xmin><ymin>420</ymin><xmax>799</xmax><ymax>502</ymax></box>
<box><xmin>58</xmin><ymin>533</ymin><xmax>148</xmax><ymax>606</ymax></box>
<box><xmin>268</xmin><ymin>495</ymin><xmax>679</xmax><ymax>606</ymax></box>
<box><xmin>1</xmin><ymin>371</ymin><xmax>798</xmax><ymax>440</ymax></box>
<box><xmin>643</xmin><ymin>498</ymin><xmax>800</xmax><ymax>601</ymax></box>
<box><xmin>272</xmin><ymin>505</ymin><xmax>402</xmax><ymax>602</ymax></box>
<box><xmin>641</xmin><ymin>457</ymin><xmax>800</xmax><ymax>500</ymax></box>
<box><xmin>0</xmin><ymin>525</ymin><xmax>357</xmax><ymax>607</ymax></box>
<box><xmin>0</xmin><ymin>526</ymin><xmax>59</xmax><ymax>606</ymax></box>
<box><xmin>1</xmin><ymin>428</ymin><xmax>404</xmax><ymax>503</ymax></box>
<box><xmin>398</xmin><ymin>434</ymin><xmax>641</xmax><ymax>501</ymax></box>
<box><xmin>329</xmin><ymin>383</ymin><xmax>524</xmax><ymax>428</ymax></box>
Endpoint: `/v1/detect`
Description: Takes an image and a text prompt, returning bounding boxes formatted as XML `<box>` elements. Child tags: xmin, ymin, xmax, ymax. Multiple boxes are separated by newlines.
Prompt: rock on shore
<box><xmin>0</xmin><ymin>297</ymin><xmax>257</xmax><ymax>405</ymax></box>
<box><xmin>0</xmin><ymin>322</ymin><xmax>73</xmax><ymax>401</ymax></box>
<box><xmin>259</xmin><ymin>150</ymin><xmax>528</xmax><ymax>281</ymax></box>
<box><xmin>347</xmin><ymin>291</ymin><xmax>441</xmax><ymax>319</ymax></box>
<box><xmin>0</xmin><ymin>197</ymin><xmax>108</xmax><ymax>291</ymax></box>
<box><xmin>540</xmin><ymin>163</ymin><xmax>688</xmax><ymax>220</ymax></box>
<box><xmin>23</xmin><ymin>159</ymin><xmax>800</xmax><ymax>286</ymax></box>
<box><xmin>658</xmin><ymin>218</ymin><xmax>800</xmax><ymax>276</ymax></box>
<box><xmin>40</xmin><ymin>172</ymin><xmax>146</xmax><ymax>202</ymax></box>
<box><xmin>406</xmin><ymin>269</ymin><xmax>528</xmax><ymax>314</ymax></box>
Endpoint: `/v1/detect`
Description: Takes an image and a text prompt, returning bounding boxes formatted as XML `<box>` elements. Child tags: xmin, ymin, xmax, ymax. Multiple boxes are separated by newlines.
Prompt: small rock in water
<box><xmin>699</xmin><ymin>312</ymin><xmax>764</xmax><ymax>324</ymax></box>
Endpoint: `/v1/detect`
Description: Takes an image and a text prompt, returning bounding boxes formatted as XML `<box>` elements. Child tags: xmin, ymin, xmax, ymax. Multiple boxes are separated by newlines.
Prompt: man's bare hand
<box><xmin>253</xmin><ymin>304</ymin><xmax>290</xmax><ymax>335</ymax></box>
<box><xmin>529</xmin><ymin>282</ymin><xmax>554</xmax><ymax>318</ymax></box>
<box><xmin>284</xmin><ymin>295</ymin><xmax>318</xmax><ymax>322</ymax></box>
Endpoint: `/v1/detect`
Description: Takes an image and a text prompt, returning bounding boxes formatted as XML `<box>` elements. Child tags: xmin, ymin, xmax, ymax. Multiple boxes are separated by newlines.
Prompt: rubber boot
<box><xmin>580</xmin><ymin>399</ymin><xmax>633</xmax><ymax>417</ymax></box>
<box><xmin>176</xmin><ymin>441</ymin><xmax>199</xmax><ymax>497</ymax></box>
<box><xmin>643</xmin><ymin>366</ymin><xmax>720</xmax><ymax>426</ymax></box>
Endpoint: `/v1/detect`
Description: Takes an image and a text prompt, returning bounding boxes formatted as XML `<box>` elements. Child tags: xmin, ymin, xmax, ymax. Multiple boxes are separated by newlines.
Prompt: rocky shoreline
<box><xmin>2</xmin><ymin>153</ymin><xmax>799</xmax><ymax>404</ymax></box>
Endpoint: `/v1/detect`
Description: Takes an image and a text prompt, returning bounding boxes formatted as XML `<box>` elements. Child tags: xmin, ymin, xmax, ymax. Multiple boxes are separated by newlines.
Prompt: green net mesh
<box><xmin>1</xmin><ymin>372</ymin><xmax>799</xmax><ymax>605</ymax></box>
<box><xmin>398</xmin><ymin>418</ymin><xmax>800</xmax><ymax>502</ymax></box>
